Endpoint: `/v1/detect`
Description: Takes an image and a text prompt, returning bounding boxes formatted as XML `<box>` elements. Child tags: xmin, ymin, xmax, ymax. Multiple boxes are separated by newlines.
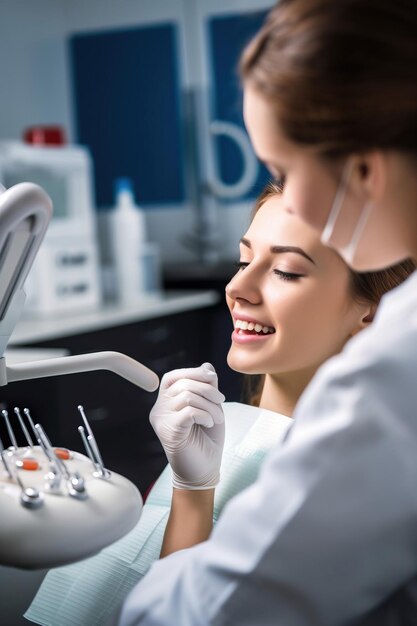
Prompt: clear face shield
<box><xmin>320</xmin><ymin>160</ymin><xmax>373</xmax><ymax>266</ymax></box>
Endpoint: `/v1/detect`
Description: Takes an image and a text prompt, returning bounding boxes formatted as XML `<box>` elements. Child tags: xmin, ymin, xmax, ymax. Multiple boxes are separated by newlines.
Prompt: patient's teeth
<box><xmin>235</xmin><ymin>319</ymin><xmax>274</xmax><ymax>334</ymax></box>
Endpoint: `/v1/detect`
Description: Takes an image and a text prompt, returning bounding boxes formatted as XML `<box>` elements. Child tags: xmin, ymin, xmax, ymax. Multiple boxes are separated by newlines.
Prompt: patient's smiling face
<box><xmin>226</xmin><ymin>194</ymin><xmax>370</xmax><ymax>380</ymax></box>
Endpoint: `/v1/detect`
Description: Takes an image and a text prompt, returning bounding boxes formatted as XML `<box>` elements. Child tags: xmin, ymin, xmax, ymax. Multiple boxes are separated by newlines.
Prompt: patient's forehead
<box><xmin>246</xmin><ymin>196</ymin><xmax>320</xmax><ymax>246</ymax></box>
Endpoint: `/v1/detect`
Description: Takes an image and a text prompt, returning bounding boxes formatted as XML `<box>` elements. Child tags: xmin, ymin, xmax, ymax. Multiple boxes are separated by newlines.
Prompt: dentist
<box><xmin>119</xmin><ymin>1</ymin><xmax>417</xmax><ymax>624</ymax></box>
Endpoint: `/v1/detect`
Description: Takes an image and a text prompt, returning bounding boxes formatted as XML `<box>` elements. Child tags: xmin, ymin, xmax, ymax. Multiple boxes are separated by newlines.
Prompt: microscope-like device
<box><xmin>0</xmin><ymin>183</ymin><xmax>159</xmax><ymax>569</ymax></box>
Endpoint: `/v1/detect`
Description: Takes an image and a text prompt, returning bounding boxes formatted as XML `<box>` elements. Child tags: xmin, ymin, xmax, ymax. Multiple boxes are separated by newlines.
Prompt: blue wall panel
<box><xmin>70</xmin><ymin>24</ymin><xmax>185</xmax><ymax>208</ymax></box>
<box><xmin>208</xmin><ymin>11</ymin><xmax>270</xmax><ymax>200</ymax></box>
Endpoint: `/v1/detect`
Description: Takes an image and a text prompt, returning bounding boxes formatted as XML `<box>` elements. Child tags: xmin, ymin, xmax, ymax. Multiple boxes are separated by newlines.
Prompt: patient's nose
<box><xmin>225</xmin><ymin>267</ymin><xmax>262</xmax><ymax>304</ymax></box>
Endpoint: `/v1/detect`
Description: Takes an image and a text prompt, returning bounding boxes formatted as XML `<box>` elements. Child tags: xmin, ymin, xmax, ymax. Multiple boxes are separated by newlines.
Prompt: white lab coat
<box><xmin>118</xmin><ymin>270</ymin><xmax>417</xmax><ymax>626</ymax></box>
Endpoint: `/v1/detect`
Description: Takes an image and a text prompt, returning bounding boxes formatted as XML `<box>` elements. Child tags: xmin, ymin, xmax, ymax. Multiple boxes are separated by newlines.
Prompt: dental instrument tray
<box><xmin>0</xmin><ymin>182</ymin><xmax>159</xmax><ymax>569</ymax></box>
<box><xmin>0</xmin><ymin>405</ymin><xmax>142</xmax><ymax>569</ymax></box>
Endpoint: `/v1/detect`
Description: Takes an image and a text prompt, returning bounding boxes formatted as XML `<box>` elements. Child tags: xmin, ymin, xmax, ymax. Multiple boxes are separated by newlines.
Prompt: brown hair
<box><xmin>240</xmin><ymin>0</ymin><xmax>417</xmax><ymax>158</ymax></box>
<box><xmin>244</xmin><ymin>182</ymin><xmax>416</xmax><ymax>406</ymax></box>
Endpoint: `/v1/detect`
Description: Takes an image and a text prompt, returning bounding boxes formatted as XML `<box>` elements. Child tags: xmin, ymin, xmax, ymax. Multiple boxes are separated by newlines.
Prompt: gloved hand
<box><xmin>150</xmin><ymin>362</ymin><xmax>225</xmax><ymax>490</ymax></box>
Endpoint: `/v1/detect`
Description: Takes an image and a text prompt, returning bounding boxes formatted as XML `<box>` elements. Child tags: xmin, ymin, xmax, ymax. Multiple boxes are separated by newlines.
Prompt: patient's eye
<box><xmin>274</xmin><ymin>269</ymin><xmax>304</xmax><ymax>281</ymax></box>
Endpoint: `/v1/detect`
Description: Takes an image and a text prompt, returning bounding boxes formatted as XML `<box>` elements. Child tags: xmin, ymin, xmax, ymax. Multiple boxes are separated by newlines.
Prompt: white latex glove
<box><xmin>150</xmin><ymin>362</ymin><xmax>225</xmax><ymax>490</ymax></box>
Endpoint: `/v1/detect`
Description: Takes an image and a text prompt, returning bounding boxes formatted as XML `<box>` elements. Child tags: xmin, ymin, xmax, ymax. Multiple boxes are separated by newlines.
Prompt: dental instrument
<box><xmin>14</xmin><ymin>406</ymin><xmax>34</xmax><ymax>447</ymax></box>
<box><xmin>78</xmin><ymin>425</ymin><xmax>101</xmax><ymax>474</ymax></box>
<box><xmin>34</xmin><ymin>422</ymin><xmax>87</xmax><ymax>499</ymax></box>
<box><xmin>0</xmin><ymin>434</ymin><xmax>43</xmax><ymax>509</ymax></box>
<box><xmin>23</xmin><ymin>407</ymin><xmax>62</xmax><ymax>490</ymax></box>
<box><xmin>78</xmin><ymin>404</ymin><xmax>109</xmax><ymax>479</ymax></box>
<box><xmin>2</xmin><ymin>409</ymin><xmax>18</xmax><ymax>449</ymax></box>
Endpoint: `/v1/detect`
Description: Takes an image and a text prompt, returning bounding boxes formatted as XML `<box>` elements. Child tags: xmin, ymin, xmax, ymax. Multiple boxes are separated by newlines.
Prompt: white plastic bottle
<box><xmin>110</xmin><ymin>177</ymin><xmax>147</xmax><ymax>304</ymax></box>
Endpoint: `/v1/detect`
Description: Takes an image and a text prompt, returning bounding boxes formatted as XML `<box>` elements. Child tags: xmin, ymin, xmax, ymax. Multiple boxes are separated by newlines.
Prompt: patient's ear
<box><xmin>351</xmin><ymin>303</ymin><xmax>377</xmax><ymax>336</ymax></box>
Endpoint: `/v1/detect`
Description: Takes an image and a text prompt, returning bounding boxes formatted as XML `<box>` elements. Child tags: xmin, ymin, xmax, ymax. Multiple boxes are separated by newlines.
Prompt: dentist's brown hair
<box><xmin>240</xmin><ymin>0</ymin><xmax>417</xmax><ymax>158</ymax></box>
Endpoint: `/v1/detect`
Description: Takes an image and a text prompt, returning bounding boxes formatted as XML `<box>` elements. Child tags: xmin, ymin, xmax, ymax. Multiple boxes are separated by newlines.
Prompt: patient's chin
<box><xmin>227</xmin><ymin>351</ymin><xmax>260</xmax><ymax>375</ymax></box>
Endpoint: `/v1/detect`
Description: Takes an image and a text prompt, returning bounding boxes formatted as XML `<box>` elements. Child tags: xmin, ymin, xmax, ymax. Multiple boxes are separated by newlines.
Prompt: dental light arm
<box><xmin>0</xmin><ymin>183</ymin><xmax>51</xmax><ymax>357</ymax></box>
<box><xmin>0</xmin><ymin>182</ymin><xmax>159</xmax><ymax>392</ymax></box>
<box><xmin>2</xmin><ymin>351</ymin><xmax>159</xmax><ymax>391</ymax></box>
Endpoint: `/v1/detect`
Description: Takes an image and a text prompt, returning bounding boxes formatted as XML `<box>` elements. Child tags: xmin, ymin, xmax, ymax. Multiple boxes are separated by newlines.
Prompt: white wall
<box><xmin>0</xmin><ymin>0</ymin><xmax>274</xmax><ymax>263</ymax></box>
<box><xmin>0</xmin><ymin>0</ymin><xmax>71</xmax><ymax>140</ymax></box>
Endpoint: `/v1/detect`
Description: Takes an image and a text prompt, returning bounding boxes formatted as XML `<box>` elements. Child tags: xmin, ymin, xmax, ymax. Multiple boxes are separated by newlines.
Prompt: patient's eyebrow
<box><xmin>240</xmin><ymin>238</ymin><xmax>316</xmax><ymax>265</ymax></box>
<box><xmin>271</xmin><ymin>245</ymin><xmax>316</xmax><ymax>265</ymax></box>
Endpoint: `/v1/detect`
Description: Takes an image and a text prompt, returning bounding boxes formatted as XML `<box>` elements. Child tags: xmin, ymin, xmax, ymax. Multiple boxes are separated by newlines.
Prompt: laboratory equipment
<box><xmin>0</xmin><ymin>181</ymin><xmax>159</xmax><ymax>569</ymax></box>
<box><xmin>0</xmin><ymin>140</ymin><xmax>101</xmax><ymax>314</ymax></box>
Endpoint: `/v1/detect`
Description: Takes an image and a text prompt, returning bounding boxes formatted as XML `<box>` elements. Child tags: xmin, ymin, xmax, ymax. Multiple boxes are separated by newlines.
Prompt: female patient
<box><xmin>26</xmin><ymin>183</ymin><xmax>415</xmax><ymax>626</ymax></box>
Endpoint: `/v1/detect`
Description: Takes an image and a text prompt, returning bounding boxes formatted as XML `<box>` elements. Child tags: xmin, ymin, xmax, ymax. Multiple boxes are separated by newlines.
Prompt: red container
<box><xmin>23</xmin><ymin>126</ymin><xmax>67</xmax><ymax>146</ymax></box>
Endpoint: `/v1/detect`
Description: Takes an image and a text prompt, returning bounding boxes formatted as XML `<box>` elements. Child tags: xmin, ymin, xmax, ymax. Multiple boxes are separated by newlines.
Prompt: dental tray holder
<box><xmin>0</xmin><ymin>183</ymin><xmax>159</xmax><ymax>569</ymax></box>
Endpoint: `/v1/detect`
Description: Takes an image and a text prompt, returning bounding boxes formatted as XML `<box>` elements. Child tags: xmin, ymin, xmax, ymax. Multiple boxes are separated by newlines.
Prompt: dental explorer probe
<box><xmin>34</xmin><ymin>424</ymin><xmax>87</xmax><ymax>499</ymax></box>
<box><xmin>0</xmin><ymin>434</ymin><xmax>13</xmax><ymax>479</ymax></box>
<box><xmin>25</xmin><ymin>409</ymin><xmax>59</xmax><ymax>466</ymax></box>
<box><xmin>0</xmin><ymin>434</ymin><xmax>43</xmax><ymax>509</ymax></box>
<box><xmin>2</xmin><ymin>409</ymin><xmax>18</xmax><ymax>449</ymax></box>
<box><xmin>23</xmin><ymin>408</ymin><xmax>37</xmax><ymax>440</ymax></box>
<box><xmin>78</xmin><ymin>425</ymin><xmax>103</xmax><ymax>477</ymax></box>
<box><xmin>24</xmin><ymin>407</ymin><xmax>61</xmax><ymax>491</ymax></box>
<box><xmin>11</xmin><ymin>406</ymin><xmax>40</xmax><ymax>471</ymax></box>
<box><xmin>35</xmin><ymin>424</ymin><xmax>68</xmax><ymax>478</ymax></box>
<box><xmin>28</xmin><ymin>418</ymin><xmax>63</xmax><ymax>491</ymax></box>
<box><xmin>24</xmin><ymin>408</ymin><xmax>66</xmax><ymax>489</ymax></box>
<box><xmin>14</xmin><ymin>407</ymin><xmax>34</xmax><ymax>447</ymax></box>
<box><xmin>78</xmin><ymin>405</ymin><xmax>110</xmax><ymax>479</ymax></box>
